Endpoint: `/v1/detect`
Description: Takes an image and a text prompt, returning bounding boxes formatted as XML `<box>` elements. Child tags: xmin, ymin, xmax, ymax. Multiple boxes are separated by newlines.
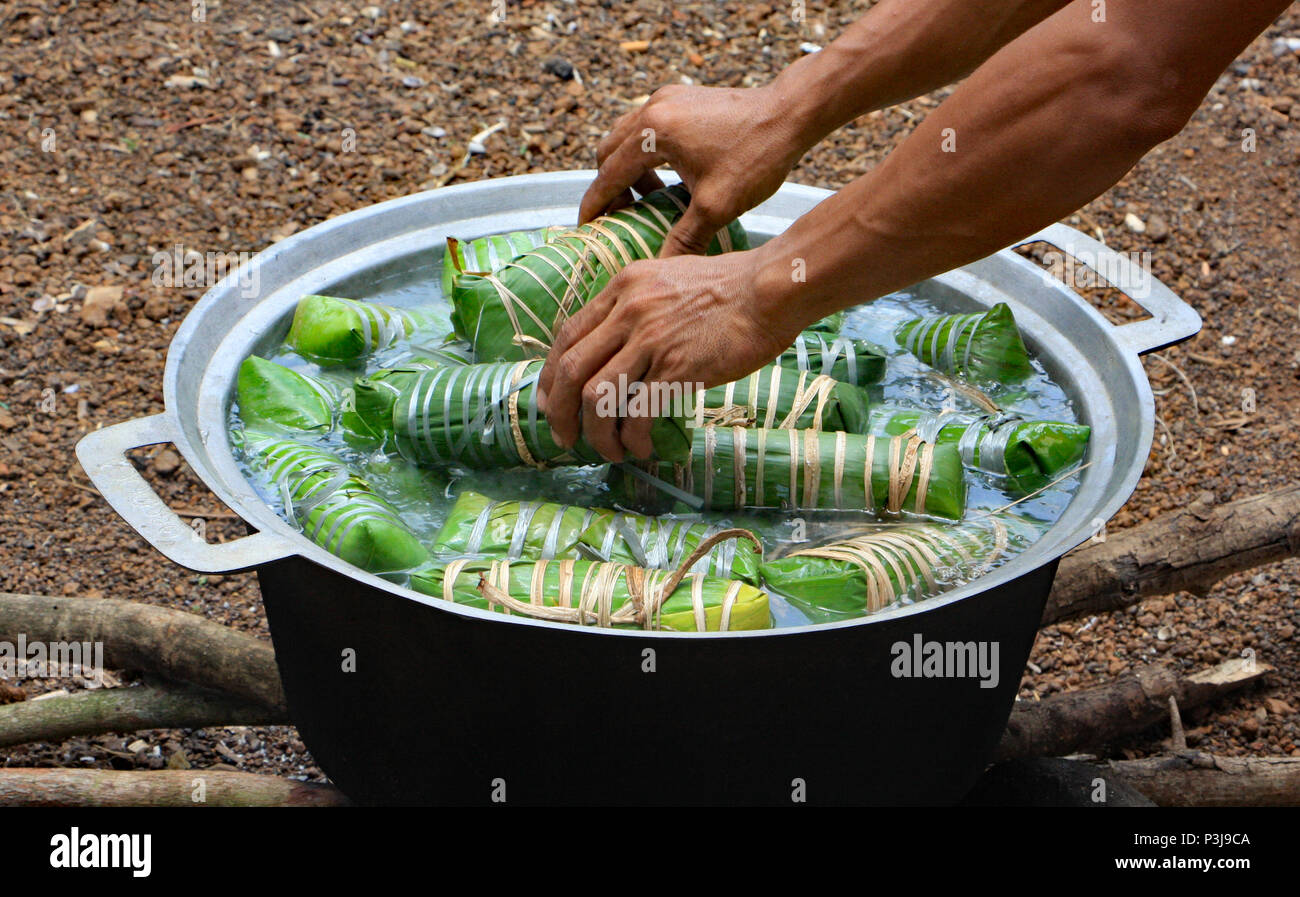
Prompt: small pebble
<box><xmin>543</xmin><ymin>58</ymin><xmax>574</xmax><ymax>80</ymax></box>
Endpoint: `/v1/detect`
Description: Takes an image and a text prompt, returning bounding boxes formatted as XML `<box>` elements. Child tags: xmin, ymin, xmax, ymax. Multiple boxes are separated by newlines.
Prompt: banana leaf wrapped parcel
<box><xmin>340</xmin><ymin>365</ymin><xmax>434</xmax><ymax>451</ymax></box>
<box><xmin>236</xmin><ymin>356</ymin><xmax>338</xmax><ymax>435</ymax></box>
<box><xmin>391</xmin><ymin>360</ymin><xmax>692</xmax><ymax>469</ymax></box>
<box><xmin>239</xmin><ymin>432</ymin><xmax>428</xmax><ymax>573</ymax></box>
<box><xmin>440</xmin><ymin>226</ymin><xmax>565</xmax><ymax>296</ymax></box>
<box><xmin>612</xmin><ymin>426</ymin><xmax>966</xmax><ymax>519</ymax></box>
<box><xmin>894</xmin><ymin>302</ymin><xmax>1032</xmax><ymax>383</ymax></box>
<box><xmin>699</xmin><ymin>365</ymin><xmax>870</xmax><ymax>433</ymax></box>
<box><xmin>872</xmin><ymin>407</ymin><xmax>1090</xmax><ymax>491</ymax></box>
<box><xmin>286</xmin><ymin>294</ymin><xmax>452</xmax><ymax>365</ymax></box>
<box><xmin>450</xmin><ymin>185</ymin><xmax>749</xmax><ymax>361</ymax></box>
<box><xmin>430</xmin><ymin>489</ymin><xmax>613</xmax><ymax>559</ymax></box>
<box><xmin>761</xmin><ymin>515</ymin><xmax>1041</xmax><ymax>622</ymax></box>
<box><xmin>408</xmin><ymin>556</ymin><xmax>771</xmax><ymax>631</ymax></box>
<box><xmin>777</xmin><ymin>332</ymin><xmax>887</xmax><ymax>386</ymax></box>
<box><xmin>430</xmin><ymin>490</ymin><xmax>762</xmax><ymax>584</ymax></box>
<box><xmin>575</xmin><ymin>507</ymin><xmax>763</xmax><ymax>585</ymax></box>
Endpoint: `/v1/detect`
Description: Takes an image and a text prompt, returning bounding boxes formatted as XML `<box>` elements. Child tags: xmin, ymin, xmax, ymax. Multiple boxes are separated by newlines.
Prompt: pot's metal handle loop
<box><xmin>75</xmin><ymin>414</ymin><xmax>293</xmax><ymax>573</ymax></box>
<box><xmin>1017</xmin><ymin>222</ymin><xmax>1202</xmax><ymax>355</ymax></box>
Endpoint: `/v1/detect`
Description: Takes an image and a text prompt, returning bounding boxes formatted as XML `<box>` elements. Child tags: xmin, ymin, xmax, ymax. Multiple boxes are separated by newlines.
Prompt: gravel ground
<box><xmin>1</xmin><ymin>1</ymin><xmax>1297</xmax><ymax>788</ymax></box>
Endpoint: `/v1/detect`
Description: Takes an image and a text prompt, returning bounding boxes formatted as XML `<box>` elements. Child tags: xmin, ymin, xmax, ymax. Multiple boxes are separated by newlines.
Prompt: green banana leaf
<box><xmin>407</xmin><ymin>556</ymin><xmax>771</xmax><ymax>632</ymax></box>
<box><xmin>612</xmin><ymin>426</ymin><xmax>966</xmax><ymax>519</ymax></box>
<box><xmin>894</xmin><ymin>302</ymin><xmax>1032</xmax><ymax>383</ymax></box>
<box><xmin>236</xmin><ymin>356</ymin><xmax>337</xmax><ymax>434</ymax></box>
<box><xmin>430</xmin><ymin>489</ymin><xmax>613</xmax><ymax>559</ymax></box>
<box><xmin>777</xmin><ymin>331</ymin><xmax>888</xmax><ymax>386</ymax></box>
<box><xmin>340</xmin><ymin>365</ymin><xmax>436</xmax><ymax>451</ymax></box>
<box><xmin>441</xmin><ymin>226</ymin><xmax>566</xmax><ymax>296</ymax></box>
<box><xmin>807</xmin><ymin>310</ymin><xmax>846</xmax><ymax>333</ymax></box>
<box><xmin>450</xmin><ymin>185</ymin><xmax>749</xmax><ymax>361</ymax></box>
<box><xmin>430</xmin><ymin>490</ymin><xmax>763</xmax><ymax>584</ymax></box>
<box><xmin>700</xmin><ymin>364</ymin><xmax>870</xmax><ymax>433</ymax></box>
<box><xmin>286</xmin><ymin>294</ymin><xmax>452</xmax><ymax>365</ymax></box>
<box><xmin>872</xmin><ymin>407</ymin><xmax>1090</xmax><ymax>492</ymax></box>
<box><xmin>760</xmin><ymin>515</ymin><xmax>1040</xmax><ymax>622</ymax></box>
<box><xmin>240</xmin><ymin>432</ymin><xmax>428</xmax><ymax>573</ymax></box>
<box><xmin>576</xmin><ymin>507</ymin><xmax>763</xmax><ymax>585</ymax></box>
<box><xmin>391</xmin><ymin>360</ymin><xmax>692</xmax><ymax>469</ymax></box>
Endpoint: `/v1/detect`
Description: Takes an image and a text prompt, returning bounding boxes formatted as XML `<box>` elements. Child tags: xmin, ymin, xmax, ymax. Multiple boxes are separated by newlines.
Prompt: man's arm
<box><xmin>540</xmin><ymin>0</ymin><xmax>1291</xmax><ymax>463</ymax></box>
<box><xmin>749</xmin><ymin>0</ymin><xmax>1293</xmax><ymax>325</ymax></box>
<box><xmin>581</xmin><ymin>0</ymin><xmax>1074</xmax><ymax>255</ymax></box>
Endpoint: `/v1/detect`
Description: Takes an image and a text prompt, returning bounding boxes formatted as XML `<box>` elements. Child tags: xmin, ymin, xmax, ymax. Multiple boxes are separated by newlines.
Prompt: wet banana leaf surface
<box><xmin>238</xmin><ymin>431</ymin><xmax>428</xmax><ymax>573</ymax></box>
<box><xmin>389</xmin><ymin>360</ymin><xmax>691</xmax><ymax>469</ymax></box>
<box><xmin>440</xmin><ymin>225</ymin><xmax>566</xmax><ymax>296</ymax></box>
<box><xmin>776</xmin><ymin>331</ymin><xmax>888</xmax><ymax>386</ymax></box>
<box><xmin>427</xmin><ymin>489</ymin><xmax>760</xmax><ymax>583</ymax></box>
<box><xmin>871</xmin><ymin>407</ymin><xmax>1090</xmax><ymax>493</ymax></box>
<box><xmin>612</xmin><ymin>426</ymin><xmax>967</xmax><ymax>520</ymax></box>
<box><xmin>760</xmin><ymin>515</ymin><xmax>1043</xmax><ymax>622</ymax></box>
<box><xmin>230</xmin><ymin>208</ymin><xmax>1086</xmax><ymax>629</ymax></box>
<box><xmin>287</xmin><ymin>294</ymin><xmax>451</xmax><ymax>365</ymax></box>
<box><xmin>700</xmin><ymin>364</ymin><xmax>871</xmax><ymax>433</ymax></box>
<box><xmin>408</xmin><ymin>556</ymin><xmax>770</xmax><ymax>632</ymax></box>
<box><xmin>236</xmin><ymin>356</ymin><xmax>338</xmax><ymax>435</ymax></box>
<box><xmin>894</xmin><ymin>302</ymin><xmax>1032</xmax><ymax>384</ymax></box>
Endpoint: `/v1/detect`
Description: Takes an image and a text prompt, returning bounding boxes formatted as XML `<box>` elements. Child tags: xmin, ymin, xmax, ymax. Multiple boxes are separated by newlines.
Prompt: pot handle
<box><xmin>1016</xmin><ymin>222</ymin><xmax>1202</xmax><ymax>355</ymax></box>
<box><xmin>75</xmin><ymin>414</ymin><xmax>294</xmax><ymax>573</ymax></box>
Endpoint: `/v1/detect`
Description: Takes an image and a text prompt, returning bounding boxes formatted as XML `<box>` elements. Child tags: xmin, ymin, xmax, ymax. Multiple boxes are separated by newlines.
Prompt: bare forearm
<box><xmin>771</xmin><ymin>0</ymin><xmax>1072</xmax><ymax>151</ymax></box>
<box><xmin>754</xmin><ymin>0</ymin><xmax>1291</xmax><ymax>327</ymax></box>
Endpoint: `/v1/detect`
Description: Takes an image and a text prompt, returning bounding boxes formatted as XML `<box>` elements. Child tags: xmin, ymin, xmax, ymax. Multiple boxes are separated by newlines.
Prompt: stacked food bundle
<box><xmin>229</xmin><ymin>186</ymin><xmax>1090</xmax><ymax>630</ymax></box>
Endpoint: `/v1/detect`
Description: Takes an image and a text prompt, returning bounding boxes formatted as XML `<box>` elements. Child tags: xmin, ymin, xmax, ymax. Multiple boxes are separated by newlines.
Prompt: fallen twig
<box><xmin>0</xmin><ymin>683</ymin><xmax>285</xmax><ymax>748</ymax></box>
<box><xmin>0</xmin><ymin>769</ymin><xmax>349</xmax><ymax>807</ymax></box>
<box><xmin>434</xmin><ymin>120</ymin><xmax>507</xmax><ymax>188</ymax></box>
<box><xmin>1101</xmin><ymin>752</ymin><xmax>1300</xmax><ymax>807</ymax></box>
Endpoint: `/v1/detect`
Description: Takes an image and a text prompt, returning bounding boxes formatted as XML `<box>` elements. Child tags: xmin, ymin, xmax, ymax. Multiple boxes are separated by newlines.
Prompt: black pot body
<box><xmin>257</xmin><ymin>556</ymin><xmax>1059</xmax><ymax>806</ymax></box>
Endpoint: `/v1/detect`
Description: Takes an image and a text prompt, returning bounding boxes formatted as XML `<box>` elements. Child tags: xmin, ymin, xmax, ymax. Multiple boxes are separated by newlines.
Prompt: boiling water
<box><xmin>230</xmin><ymin>251</ymin><xmax>1084</xmax><ymax>628</ymax></box>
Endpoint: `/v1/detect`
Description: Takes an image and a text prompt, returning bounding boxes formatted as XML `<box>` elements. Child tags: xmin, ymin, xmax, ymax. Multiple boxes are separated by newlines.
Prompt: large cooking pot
<box><xmin>76</xmin><ymin>172</ymin><xmax>1198</xmax><ymax>805</ymax></box>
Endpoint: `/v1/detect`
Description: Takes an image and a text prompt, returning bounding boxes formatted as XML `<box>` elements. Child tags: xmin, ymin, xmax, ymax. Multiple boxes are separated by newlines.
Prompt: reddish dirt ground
<box><xmin>1</xmin><ymin>1</ymin><xmax>1297</xmax><ymax>789</ymax></box>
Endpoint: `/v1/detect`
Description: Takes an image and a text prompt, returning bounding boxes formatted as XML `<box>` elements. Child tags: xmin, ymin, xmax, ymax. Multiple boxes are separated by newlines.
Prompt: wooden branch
<box><xmin>0</xmin><ymin>592</ymin><xmax>284</xmax><ymax>713</ymax></box>
<box><xmin>996</xmin><ymin>658</ymin><xmax>1271</xmax><ymax>761</ymax></box>
<box><xmin>962</xmin><ymin>758</ymin><xmax>1157</xmax><ymax>807</ymax></box>
<box><xmin>0</xmin><ymin>769</ymin><xmax>350</xmax><ymax>807</ymax></box>
<box><xmin>0</xmin><ymin>684</ymin><xmax>287</xmax><ymax>748</ymax></box>
<box><xmin>1101</xmin><ymin>752</ymin><xmax>1300</xmax><ymax>807</ymax></box>
<box><xmin>1044</xmin><ymin>486</ymin><xmax>1300</xmax><ymax>624</ymax></box>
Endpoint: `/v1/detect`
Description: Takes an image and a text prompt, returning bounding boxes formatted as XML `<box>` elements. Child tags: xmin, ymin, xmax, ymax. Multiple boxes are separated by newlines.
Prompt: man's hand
<box><xmin>536</xmin><ymin>251</ymin><xmax>800</xmax><ymax>463</ymax></box>
<box><xmin>578</xmin><ymin>84</ymin><xmax>808</xmax><ymax>257</ymax></box>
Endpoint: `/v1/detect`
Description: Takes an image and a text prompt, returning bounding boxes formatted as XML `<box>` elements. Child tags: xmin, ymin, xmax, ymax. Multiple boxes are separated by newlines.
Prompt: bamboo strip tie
<box><xmin>789</xmin><ymin>521</ymin><xmax>1003</xmax><ymax>612</ymax></box>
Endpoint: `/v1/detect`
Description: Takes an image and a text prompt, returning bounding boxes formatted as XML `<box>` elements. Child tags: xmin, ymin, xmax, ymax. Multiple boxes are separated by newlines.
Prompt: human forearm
<box><xmin>769</xmin><ymin>0</ymin><xmax>1073</xmax><ymax>153</ymax></box>
<box><xmin>576</xmin><ymin>0</ymin><xmax>1073</xmax><ymax>250</ymax></box>
<box><xmin>752</xmin><ymin>0</ymin><xmax>1292</xmax><ymax>328</ymax></box>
